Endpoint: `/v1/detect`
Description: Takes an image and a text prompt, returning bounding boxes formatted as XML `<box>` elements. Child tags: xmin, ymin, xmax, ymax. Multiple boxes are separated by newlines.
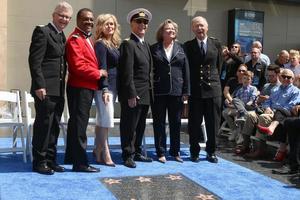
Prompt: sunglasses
<box><xmin>281</xmin><ymin>75</ymin><xmax>292</xmax><ymax>80</ymax></box>
<box><xmin>231</xmin><ymin>46</ymin><xmax>239</xmax><ymax>48</ymax></box>
<box><xmin>134</xmin><ymin>19</ymin><xmax>149</xmax><ymax>24</ymax></box>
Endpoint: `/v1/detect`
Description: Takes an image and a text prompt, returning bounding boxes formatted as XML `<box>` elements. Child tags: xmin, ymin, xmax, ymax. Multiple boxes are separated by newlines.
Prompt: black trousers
<box><xmin>188</xmin><ymin>96</ymin><xmax>221</xmax><ymax>156</ymax></box>
<box><xmin>120</xmin><ymin>101</ymin><xmax>149</xmax><ymax>160</ymax></box>
<box><xmin>32</xmin><ymin>95</ymin><xmax>64</xmax><ymax>166</ymax></box>
<box><xmin>64</xmin><ymin>86</ymin><xmax>94</xmax><ymax>166</ymax></box>
<box><xmin>284</xmin><ymin>118</ymin><xmax>300</xmax><ymax>167</ymax></box>
<box><xmin>152</xmin><ymin>95</ymin><xmax>183</xmax><ymax>157</ymax></box>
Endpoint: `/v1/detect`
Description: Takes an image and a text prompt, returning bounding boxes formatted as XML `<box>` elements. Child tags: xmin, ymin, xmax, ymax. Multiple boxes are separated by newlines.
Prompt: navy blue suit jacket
<box><xmin>151</xmin><ymin>41</ymin><xmax>190</xmax><ymax>96</ymax></box>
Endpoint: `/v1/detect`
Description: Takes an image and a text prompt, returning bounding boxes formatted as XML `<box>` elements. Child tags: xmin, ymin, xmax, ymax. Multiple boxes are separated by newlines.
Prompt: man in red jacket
<box><xmin>64</xmin><ymin>8</ymin><xmax>107</xmax><ymax>172</ymax></box>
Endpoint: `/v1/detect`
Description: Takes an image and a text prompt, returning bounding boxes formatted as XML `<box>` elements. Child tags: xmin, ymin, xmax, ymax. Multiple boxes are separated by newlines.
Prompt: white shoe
<box><xmin>236</xmin><ymin>134</ymin><xmax>244</xmax><ymax>145</ymax></box>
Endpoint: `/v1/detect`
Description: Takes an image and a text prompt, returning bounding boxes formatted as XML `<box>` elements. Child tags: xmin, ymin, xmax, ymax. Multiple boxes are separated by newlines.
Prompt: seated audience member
<box><xmin>220</xmin><ymin>43</ymin><xmax>244</xmax><ymax>90</ymax></box>
<box><xmin>268</xmin><ymin>104</ymin><xmax>300</xmax><ymax>162</ymax></box>
<box><xmin>245</xmin><ymin>69</ymin><xmax>300</xmax><ymax>159</ymax></box>
<box><xmin>235</xmin><ymin>65</ymin><xmax>281</xmax><ymax>155</ymax></box>
<box><xmin>274</xmin><ymin>50</ymin><xmax>289</xmax><ymax>68</ymax></box>
<box><xmin>232</xmin><ymin>70</ymin><xmax>258</xmax><ymax>122</ymax></box>
<box><xmin>244</xmin><ymin>41</ymin><xmax>271</xmax><ymax>67</ymax></box>
<box><xmin>285</xmin><ymin>49</ymin><xmax>300</xmax><ymax>88</ymax></box>
<box><xmin>272</xmin><ymin>110</ymin><xmax>300</xmax><ymax>175</ymax></box>
<box><xmin>245</xmin><ymin>47</ymin><xmax>267</xmax><ymax>90</ymax></box>
<box><xmin>222</xmin><ymin>64</ymin><xmax>246</xmax><ymax>141</ymax></box>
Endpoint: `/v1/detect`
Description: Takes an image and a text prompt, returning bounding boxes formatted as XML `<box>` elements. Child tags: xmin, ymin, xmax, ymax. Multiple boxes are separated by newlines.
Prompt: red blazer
<box><xmin>66</xmin><ymin>27</ymin><xmax>100</xmax><ymax>90</ymax></box>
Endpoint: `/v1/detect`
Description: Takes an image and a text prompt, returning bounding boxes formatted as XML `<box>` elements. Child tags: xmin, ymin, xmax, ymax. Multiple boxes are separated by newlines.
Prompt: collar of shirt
<box><xmin>77</xmin><ymin>27</ymin><xmax>92</xmax><ymax>38</ymax></box>
<box><xmin>132</xmin><ymin>32</ymin><xmax>145</xmax><ymax>44</ymax></box>
<box><xmin>50</xmin><ymin>22</ymin><xmax>61</xmax><ymax>33</ymax></box>
<box><xmin>242</xmin><ymin>85</ymin><xmax>251</xmax><ymax>90</ymax></box>
<box><xmin>196</xmin><ymin>37</ymin><xmax>207</xmax><ymax>52</ymax></box>
<box><xmin>280</xmin><ymin>83</ymin><xmax>293</xmax><ymax>90</ymax></box>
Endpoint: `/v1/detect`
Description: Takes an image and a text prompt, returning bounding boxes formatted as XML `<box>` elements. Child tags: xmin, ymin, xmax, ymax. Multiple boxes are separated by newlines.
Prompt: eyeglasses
<box><xmin>55</xmin><ymin>12</ymin><xmax>71</xmax><ymax>20</ymax></box>
<box><xmin>134</xmin><ymin>19</ymin><xmax>149</xmax><ymax>24</ymax></box>
<box><xmin>281</xmin><ymin>75</ymin><xmax>293</xmax><ymax>80</ymax></box>
<box><xmin>238</xmin><ymin>69</ymin><xmax>246</xmax><ymax>73</ymax></box>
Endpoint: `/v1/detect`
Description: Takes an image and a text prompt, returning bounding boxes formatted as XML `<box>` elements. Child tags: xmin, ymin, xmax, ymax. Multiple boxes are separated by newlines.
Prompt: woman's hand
<box><xmin>102</xmin><ymin>92</ymin><xmax>110</xmax><ymax>105</ymax></box>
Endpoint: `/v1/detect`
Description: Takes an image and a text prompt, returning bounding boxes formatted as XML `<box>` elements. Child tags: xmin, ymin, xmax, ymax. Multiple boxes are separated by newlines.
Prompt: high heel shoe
<box><xmin>158</xmin><ymin>156</ymin><xmax>166</xmax><ymax>163</ymax></box>
<box><xmin>94</xmin><ymin>149</ymin><xmax>115</xmax><ymax>167</ymax></box>
<box><xmin>174</xmin><ymin>156</ymin><xmax>183</xmax><ymax>163</ymax></box>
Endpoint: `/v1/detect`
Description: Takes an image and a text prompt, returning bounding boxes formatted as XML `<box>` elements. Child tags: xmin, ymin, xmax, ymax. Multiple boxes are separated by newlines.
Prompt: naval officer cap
<box><xmin>127</xmin><ymin>8</ymin><xmax>152</xmax><ymax>24</ymax></box>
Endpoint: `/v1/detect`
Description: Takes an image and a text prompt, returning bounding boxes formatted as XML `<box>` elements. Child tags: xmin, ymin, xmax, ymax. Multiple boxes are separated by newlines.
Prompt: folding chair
<box><xmin>0</xmin><ymin>90</ymin><xmax>26</xmax><ymax>162</ymax></box>
<box><xmin>24</xmin><ymin>91</ymin><xmax>34</xmax><ymax>161</ymax></box>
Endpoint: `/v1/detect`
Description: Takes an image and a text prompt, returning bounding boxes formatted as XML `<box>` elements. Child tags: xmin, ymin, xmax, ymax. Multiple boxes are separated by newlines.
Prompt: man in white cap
<box><xmin>118</xmin><ymin>8</ymin><xmax>153</xmax><ymax>168</ymax></box>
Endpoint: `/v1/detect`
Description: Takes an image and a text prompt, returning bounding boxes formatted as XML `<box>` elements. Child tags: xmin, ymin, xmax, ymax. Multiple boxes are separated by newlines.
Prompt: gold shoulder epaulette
<box><xmin>209</xmin><ymin>36</ymin><xmax>218</xmax><ymax>40</ymax></box>
<box><xmin>72</xmin><ymin>33</ymin><xmax>80</xmax><ymax>38</ymax></box>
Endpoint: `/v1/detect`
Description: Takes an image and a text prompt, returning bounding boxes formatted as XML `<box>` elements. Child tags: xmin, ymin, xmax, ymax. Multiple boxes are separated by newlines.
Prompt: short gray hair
<box><xmin>54</xmin><ymin>1</ymin><xmax>73</xmax><ymax>15</ymax></box>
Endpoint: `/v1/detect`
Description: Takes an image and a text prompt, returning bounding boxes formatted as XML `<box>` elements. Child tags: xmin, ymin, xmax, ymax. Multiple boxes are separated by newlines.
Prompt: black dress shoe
<box><xmin>48</xmin><ymin>163</ymin><xmax>65</xmax><ymax>172</ymax></box>
<box><xmin>272</xmin><ymin>165</ymin><xmax>298</xmax><ymax>175</ymax></box>
<box><xmin>72</xmin><ymin>165</ymin><xmax>100</xmax><ymax>173</ymax></box>
<box><xmin>190</xmin><ymin>156</ymin><xmax>200</xmax><ymax>163</ymax></box>
<box><xmin>33</xmin><ymin>163</ymin><xmax>54</xmax><ymax>175</ymax></box>
<box><xmin>206</xmin><ymin>153</ymin><xmax>218</xmax><ymax>163</ymax></box>
<box><xmin>134</xmin><ymin>154</ymin><xmax>152</xmax><ymax>162</ymax></box>
<box><xmin>124</xmin><ymin>158</ymin><xmax>136</xmax><ymax>168</ymax></box>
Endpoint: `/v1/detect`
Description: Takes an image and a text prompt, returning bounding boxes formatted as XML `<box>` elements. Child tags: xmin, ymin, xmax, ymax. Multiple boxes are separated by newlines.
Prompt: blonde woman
<box><xmin>93</xmin><ymin>14</ymin><xmax>121</xmax><ymax>166</ymax></box>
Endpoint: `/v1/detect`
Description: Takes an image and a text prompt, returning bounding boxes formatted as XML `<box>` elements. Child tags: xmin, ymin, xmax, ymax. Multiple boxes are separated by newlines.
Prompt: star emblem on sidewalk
<box><xmin>135</xmin><ymin>176</ymin><xmax>152</xmax><ymax>183</ymax></box>
<box><xmin>194</xmin><ymin>193</ymin><xmax>216</xmax><ymax>200</ymax></box>
<box><xmin>103</xmin><ymin>178</ymin><xmax>122</xmax><ymax>185</ymax></box>
<box><xmin>165</xmin><ymin>175</ymin><xmax>183</xmax><ymax>181</ymax></box>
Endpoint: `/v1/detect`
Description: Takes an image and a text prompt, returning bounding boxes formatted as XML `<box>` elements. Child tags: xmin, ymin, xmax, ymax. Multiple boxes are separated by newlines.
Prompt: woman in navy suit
<box><xmin>93</xmin><ymin>14</ymin><xmax>121</xmax><ymax>166</ymax></box>
<box><xmin>151</xmin><ymin>19</ymin><xmax>190</xmax><ymax>163</ymax></box>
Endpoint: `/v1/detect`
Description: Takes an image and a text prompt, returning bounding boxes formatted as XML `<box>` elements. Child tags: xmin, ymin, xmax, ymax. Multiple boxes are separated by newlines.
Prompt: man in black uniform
<box><xmin>184</xmin><ymin>16</ymin><xmax>222</xmax><ymax>163</ymax></box>
<box><xmin>28</xmin><ymin>1</ymin><xmax>73</xmax><ymax>175</ymax></box>
<box><xmin>118</xmin><ymin>8</ymin><xmax>153</xmax><ymax>168</ymax></box>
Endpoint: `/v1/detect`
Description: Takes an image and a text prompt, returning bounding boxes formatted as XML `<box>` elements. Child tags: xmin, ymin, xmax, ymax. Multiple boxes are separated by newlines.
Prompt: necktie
<box><xmin>58</xmin><ymin>32</ymin><xmax>64</xmax><ymax>43</ymax></box>
<box><xmin>200</xmin><ymin>41</ymin><xmax>205</xmax><ymax>58</ymax></box>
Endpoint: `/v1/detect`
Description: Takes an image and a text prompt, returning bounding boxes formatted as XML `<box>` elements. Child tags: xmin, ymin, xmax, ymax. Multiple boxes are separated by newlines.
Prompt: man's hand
<box><xmin>182</xmin><ymin>95</ymin><xmax>188</xmax><ymax>102</ymax></box>
<box><xmin>99</xmin><ymin>69</ymin><xmax>108</xmax><ymax>78</ymax></box>
<box><xmin>35</xmin><ymin>88</ymin><xmax>46</xmax><ymax>101</ymax></box>
<box><xmin>264</xmin><ymin>107</ymin><xmax>273</xmax><ymax>114</ymax></box>
<box><xmin>291</xmin><ymin>105</ymin><xmax>300</xmax><ymax>116</ymax></box>
<box><xmin>128</xmin><ymin>96</ymin><xmax>140</xmax><ymax>108</ymax></box>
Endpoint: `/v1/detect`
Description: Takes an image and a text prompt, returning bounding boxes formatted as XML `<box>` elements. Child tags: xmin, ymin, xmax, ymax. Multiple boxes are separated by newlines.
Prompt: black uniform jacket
<box><xmin>118</xmin><ymin>33</ymin><xmax>153</xmax><ymax>105</ymax></box>
<box><xmin>29</xmin><ymin>23</ymin><xmax>66</xmax><ymax>97</ymax></box>
<box><xmin>184</xmin><ymin>37</ymin><xmax>222</xmax><ymax>98</ymax></box>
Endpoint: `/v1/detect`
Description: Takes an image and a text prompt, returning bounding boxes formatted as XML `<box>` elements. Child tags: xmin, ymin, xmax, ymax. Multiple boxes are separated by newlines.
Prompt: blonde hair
<box><xmin>94</xmin><ymin>14</ymin><xmax>121</xmax><ymax>48</ymax></box>
<box><xmin>289</xmin><ymin>49</ymin><xmax>300</xmax><ymax>59</ymax></box>
<box><xmin>155</xmin><ymin>19</ymin><xmax>178</xmax><ymax>43</ymax></box>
